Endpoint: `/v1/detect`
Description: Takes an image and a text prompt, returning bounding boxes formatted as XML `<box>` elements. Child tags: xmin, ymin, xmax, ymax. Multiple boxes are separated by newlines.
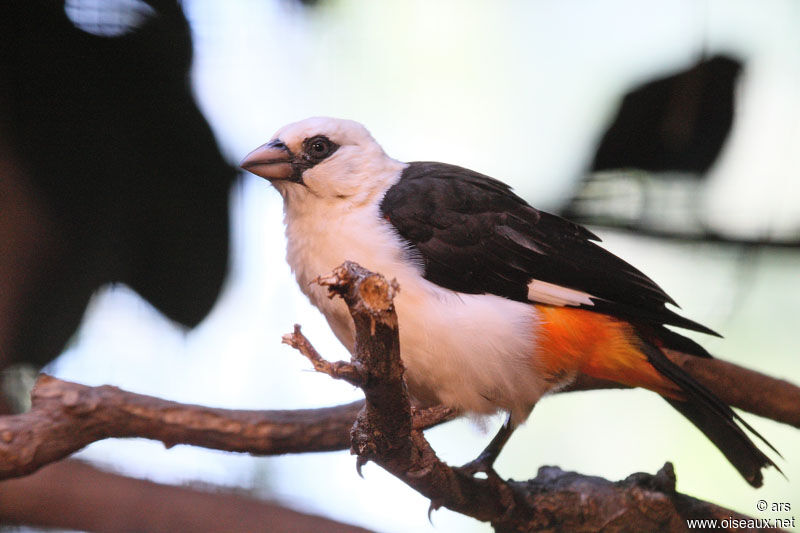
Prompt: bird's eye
<box><xmin>305</xmin><ymin>136</ymin><xmax>337</xmax><ymax>160</ymax></box>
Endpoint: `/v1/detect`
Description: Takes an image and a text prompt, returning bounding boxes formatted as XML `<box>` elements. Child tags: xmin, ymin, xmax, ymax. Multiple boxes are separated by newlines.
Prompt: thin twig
<box><xmin>282</xmin><ymin>324</ymin><xmax>364</xmax><ymax>386</ymax></box>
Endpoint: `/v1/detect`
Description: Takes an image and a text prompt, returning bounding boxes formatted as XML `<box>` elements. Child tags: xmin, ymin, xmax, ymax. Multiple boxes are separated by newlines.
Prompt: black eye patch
<box><xmin>302</xmin><ymin>135</ymin><xmax>339</xmax><ymax>162</ymax></box>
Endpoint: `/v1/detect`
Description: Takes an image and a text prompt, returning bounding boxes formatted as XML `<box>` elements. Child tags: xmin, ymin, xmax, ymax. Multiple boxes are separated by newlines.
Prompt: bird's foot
<box><xmin>456</xmin><ymin>451</ymin><xmax>502</xmax><ymax>480</ymax></box>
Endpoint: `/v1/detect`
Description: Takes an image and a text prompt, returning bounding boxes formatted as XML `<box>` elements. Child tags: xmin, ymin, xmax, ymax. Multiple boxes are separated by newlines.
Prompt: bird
<box><xmin>240</xmin><ymin>116</ymin><xmax>777</xmax><ymax>487</ymax></box>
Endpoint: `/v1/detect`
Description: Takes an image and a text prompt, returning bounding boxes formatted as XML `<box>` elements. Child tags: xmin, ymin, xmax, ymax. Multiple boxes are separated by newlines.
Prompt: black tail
<box><xmin>641</xmin><ymin>342</ymin><xmax>779</xmax><ymax>487</ymax></box>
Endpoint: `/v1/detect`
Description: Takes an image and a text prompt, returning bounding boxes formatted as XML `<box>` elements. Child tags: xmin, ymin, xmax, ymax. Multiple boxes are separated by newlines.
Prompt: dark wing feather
<box><xmin>380</xmin><ymin>161</ymin><xmax>718</xmax><ymax>339</ymax></box>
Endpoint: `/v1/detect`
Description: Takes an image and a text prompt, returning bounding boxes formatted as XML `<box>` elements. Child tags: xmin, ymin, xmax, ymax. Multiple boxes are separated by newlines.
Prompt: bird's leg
<box><xmin>458</xmin><ymin>413</ymin><xmax>517</xmax><ymax>478</ymax></box>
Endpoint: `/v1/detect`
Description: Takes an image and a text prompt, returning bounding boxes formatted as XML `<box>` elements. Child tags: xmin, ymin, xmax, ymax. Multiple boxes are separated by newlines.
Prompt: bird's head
<box><xmin>240</xmin><ymin>117</ymin><xmax>403</xmax><ymax>208</ymax></box>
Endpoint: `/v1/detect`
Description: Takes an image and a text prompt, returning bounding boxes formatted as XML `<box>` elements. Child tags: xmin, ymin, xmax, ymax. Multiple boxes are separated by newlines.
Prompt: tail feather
<box><xmin>535</xmin><ymin>306</ymin><xmax>779</xmax><ymax>486</ymax></box>
<box><xmin>665</xmin><ymin>398</ymin><xmax>775</xmax><ymax>487</ymax></box>
<box><xmin>641</xmin><ymin>341</ymin><xmax>780</xmax><ymax>487</ymax></box>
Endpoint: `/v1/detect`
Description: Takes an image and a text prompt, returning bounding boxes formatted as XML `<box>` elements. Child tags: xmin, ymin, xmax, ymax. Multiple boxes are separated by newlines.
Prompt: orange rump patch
<box><xmin>534</xmin><ymin>306</ymin><xmax>681</xmax><ymax>398</ymax></box>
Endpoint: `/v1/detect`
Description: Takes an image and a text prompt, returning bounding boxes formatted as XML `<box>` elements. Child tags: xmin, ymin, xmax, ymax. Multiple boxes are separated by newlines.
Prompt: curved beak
<box><xmin>239</xmin><ymin>140</ymin><xmax>293</xmax><ymax>180</ymax></box>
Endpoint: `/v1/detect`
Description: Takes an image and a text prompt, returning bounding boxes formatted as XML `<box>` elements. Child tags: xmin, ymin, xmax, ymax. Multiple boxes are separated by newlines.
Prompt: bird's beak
<box><xmin>239</xmin><ymin>141</ymin><xmax>293</xmax><ymax>180</ymax></box>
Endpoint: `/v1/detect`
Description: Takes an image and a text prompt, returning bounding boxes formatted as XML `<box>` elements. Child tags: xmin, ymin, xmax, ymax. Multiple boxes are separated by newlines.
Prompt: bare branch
<box><xmin>0</xmin><ymin>459</ymin><xmax>371</xmax><ymax>533</ymax></box>
<box><xmin>562</xmin><ymin>215</ymin><xmax>800</xmax><ymax>249</ymax></box>
<box><xmin>0</xmin><ymin>334</ymin><xmax>794</xmax><ymax>486</ymax></box>
<box><xmin>0</xmin><ymin>374</ymin><xmax>454</xmax><ymax>480</ymax></box>
<box><xmin>285</xmin><ymin>260</ymin><xmax>789</xmax><ymax>532</ymax></box>
<box><xmin>562</xmin><ymin>353</ymin><xmax>800</xmax><ymax>429</ymax></box>
<box><xmin>666</xmin><ymin>350</ymin><xmax>800</xmax><ymax>429</ymax></box>
<box><xmin>0</xmin><ymin>259</ymin><xmax>796</xmax><ymax>530</ymax></box>
<box><xmin>0</xmin><ymin>315</ymin><xmax>795</xmax><ymax>484</ymax></box>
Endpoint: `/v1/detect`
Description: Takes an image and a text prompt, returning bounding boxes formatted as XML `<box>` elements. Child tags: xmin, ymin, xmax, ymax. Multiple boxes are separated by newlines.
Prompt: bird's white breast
<box><xmin>283</xmin><ymin>194</ymin><xmax>551</xmax><ymax>423</ymax></box>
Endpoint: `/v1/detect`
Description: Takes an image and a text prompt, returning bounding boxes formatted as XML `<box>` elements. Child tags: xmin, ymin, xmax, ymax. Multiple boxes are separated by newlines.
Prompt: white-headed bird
<box><xmin>241</xmin><ymin>117</ymin><xmax>777</xmax><ymax>486</ymax></box>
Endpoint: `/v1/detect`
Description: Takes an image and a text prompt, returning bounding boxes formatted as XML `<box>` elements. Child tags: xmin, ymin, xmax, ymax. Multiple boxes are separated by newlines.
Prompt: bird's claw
<box><xmin>427</xmin><ymin>498</ymin><xmax>445</xmax><ymax>523</ymax></box>
<box><xmin>355</xmin><ymin>455</ymin><xmax>368</xmax><ymax>478</ymax></box>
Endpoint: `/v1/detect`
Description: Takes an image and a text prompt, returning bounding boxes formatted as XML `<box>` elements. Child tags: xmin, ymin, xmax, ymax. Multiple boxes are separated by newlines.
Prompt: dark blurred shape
<box><xmin>556</xmin><ymin>55</ymin><xmax>794</xmax><ymax>246</ymax></box>
<box><xmin>0</xmin><ymin>0</ymin><xmax>235</xmax><ymax>368</ymax></box>
<box><xmin>291</xmin><ymin>0</ymin><xmax>324</xmax><ymax>7</ymax></box>
<box><xmin>592</xmin><ymin>56</ymin><xmax>743</xmax><ymax>175</ymax></box>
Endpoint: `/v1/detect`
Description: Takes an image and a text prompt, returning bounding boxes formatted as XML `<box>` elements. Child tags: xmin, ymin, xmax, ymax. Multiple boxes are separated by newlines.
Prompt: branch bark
<box><xmin>564</xmin><ymin>350</ymin><xmax>800</xmax><ymax>430</ymax></box>
<box><xmin>281</xmin><ymin>261</ymin><xmax>790</xmax><ymax>532</ymax></box>
<box><xmin>0</xmin><ymin>261</ymin><xmax>797</xmax><ymax>529</ymax></box>
<box><xmin>0</xmin><ymin>459</ymin><xmax>371</xmax><ymax>533</ymax></box>
<box><xmin>0</xmin><ymin>374</ymin><xmax>454</xmax><ymax>480</ymax></box>
<box><xmin>0</xmin><ymin>290</ymin><xmax>797</xmax><ymax>482</ymax></box>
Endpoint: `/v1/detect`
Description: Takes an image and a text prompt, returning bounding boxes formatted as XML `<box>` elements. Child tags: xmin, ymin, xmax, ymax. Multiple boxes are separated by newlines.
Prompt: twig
<box><xmin>561</xmin><ymin>215</ymin><xmax>800</xmax><ymax>249</ymax></box>
<box><xmin>282</xmin><ymin>324</ymin><xmax>364</xmax><ymax>386</ymax></box>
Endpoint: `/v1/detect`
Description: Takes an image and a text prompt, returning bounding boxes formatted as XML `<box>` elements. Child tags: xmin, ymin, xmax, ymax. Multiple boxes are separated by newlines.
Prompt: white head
<box><xmin>240</xmin><ymin>117</ymin><xmax>404</xmax><ymax>209</ymax></box>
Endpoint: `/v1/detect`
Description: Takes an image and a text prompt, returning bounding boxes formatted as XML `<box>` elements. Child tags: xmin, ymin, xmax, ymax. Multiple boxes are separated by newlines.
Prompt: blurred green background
<box><xmin>33</xmin><ymin>0</ymin><xmax>800</xmax><ymax>531</ymax></box>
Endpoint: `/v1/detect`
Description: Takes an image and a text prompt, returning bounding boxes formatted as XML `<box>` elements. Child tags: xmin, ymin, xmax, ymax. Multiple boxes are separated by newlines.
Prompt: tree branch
<box><xmin>0</xmin><ymin>374</ymin><xmax>455</xmax><ymax>480</ymax></box>
<box><xmin>1</xmin><ymin>262</ymin><xmax>797</xmax><ymax>530</ymax></box>
<box><xmin>561</xmin><ymin>215</ymin><xmax>800</xmax><ymax>249</ymax></box>
<box><xmin>563</xmin><ymin>351</ymin><xmax>800</xmax><ymax>430</ymax></box>
<box><xmin>666</xmin><ymin>350</ymin><xmax>800</xmax><ymax>429</ymax></box>
<box><xmin>0</xmin><ymin>302</ymin><xmax>796</xmax><ymax>483</ymax></box>
<box><xmin>0</xmin><ymin>459</ymin><xmax>371</xmax><ymax>533</ymax></box>
<box><xmin>281</xmin><ymin>261</ymin><xmax>790</xmax><ymax>532</ymax></box>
